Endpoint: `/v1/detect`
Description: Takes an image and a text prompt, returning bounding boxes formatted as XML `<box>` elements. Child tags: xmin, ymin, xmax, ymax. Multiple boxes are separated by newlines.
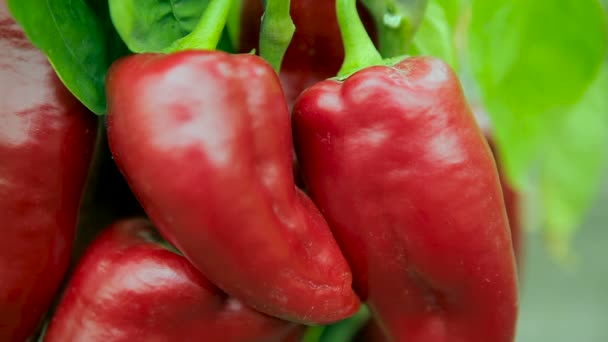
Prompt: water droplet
<box><xmin>383</xmin><ymin>13</ymin><xmax>403</xmax><ymax>29</ymax></box>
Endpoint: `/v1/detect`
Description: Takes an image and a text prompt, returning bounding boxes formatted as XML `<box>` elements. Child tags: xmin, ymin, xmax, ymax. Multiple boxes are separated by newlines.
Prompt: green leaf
<box><xmin>468</xmin><ymin>0</ymin><xmax>608</xmax><ymax>188</ymax></box>
<box><xmin>8</xmin><ymin>0</ymin><xmax>109</xmax><ymax>115</ymax></box>
<box><xmin>109</xmin><ymin>0</ymin><xmax>234</xmax><ymax>53</ymax></box>
<box><xmin>410</xmin><ymin>0</ymin><xmax>457</xmax><ymax>69</ymax></box>
<box><xmin>85</xmin><ymin>0</ymin><xmax>130</xmax><ymax>63</ymax></box>
<box><xmin>539</xmin><ymin>64</ymin><xmax>608</xmax><ymax>261</ymax></box>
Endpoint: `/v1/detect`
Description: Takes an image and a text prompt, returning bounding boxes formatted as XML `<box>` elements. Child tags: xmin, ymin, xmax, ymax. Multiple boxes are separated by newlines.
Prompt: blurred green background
<box><xmin>517</xmin><ymin>178</ymin><xmax>608</xmax><ymax>341</ymax></box>
<box><xmin>516</xmin><ymin>1</ymin><xmax>608</xmax><ymax>340</ymax></box>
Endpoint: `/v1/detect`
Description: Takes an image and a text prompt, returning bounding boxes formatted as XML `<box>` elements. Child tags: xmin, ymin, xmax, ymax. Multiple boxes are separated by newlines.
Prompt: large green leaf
<box><xmin>468</xmin><ymin>0</ymin><xmax>607</xmax><ymax>188</ymax></box>
<box><xmin>109</xmin><ymin>0</ymin><xmax>234</xmax><ymax>53</ymax></box>
<box><xmin>8</xmin><ymin>0</ymin><xmax>109</xmax><ymax>115</ymax></box>
<box><xmin>539</xmin><ymin>65</ymin><xmax>608</xmax><ymax>260</ymax></box>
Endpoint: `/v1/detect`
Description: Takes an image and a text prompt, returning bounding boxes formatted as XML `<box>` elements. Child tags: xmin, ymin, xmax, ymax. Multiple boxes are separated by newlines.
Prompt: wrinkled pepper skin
<box><xmin>239</xmin><ymin>0</ymin><xmax>374</xmax><ymax>110</ymax></box>
<box><xmin>0</xmin><ymin>3</ymin><xmax>97</xmax><ymax>341</ymax></box>
<box><xmin>45</xmin><ymin>219</ymin><xmax>299</xmax><ymax>342</ymax></box>
<box><xmin>106</xmin><ymin>50</ymin><xmax>359</xmax><ymax>324</ymax></box>
<box><xmin>293</xmin><ymin>56</ymin><xmax>519</xmax><ymax>341</ymax></box>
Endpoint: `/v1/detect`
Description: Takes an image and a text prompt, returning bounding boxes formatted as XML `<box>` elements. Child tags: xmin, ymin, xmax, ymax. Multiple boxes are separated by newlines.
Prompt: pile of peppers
<box><xmin>1</xmin><ymin>0</ymin><xmax>520</xmax><ymax>341</ymax></box>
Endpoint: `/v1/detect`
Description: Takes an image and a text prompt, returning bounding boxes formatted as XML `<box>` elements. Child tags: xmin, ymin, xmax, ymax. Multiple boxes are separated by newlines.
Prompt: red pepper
<box><xmin>106</xmin><ymin>50</ymin><xmax>359</xmax><ymax>324</ymax></box>
<box><xmin>0</xmin><ymin>3</ymin><xmax>97</xmax><ymax>341</ymax></box>
<box><xmin>44</xmin><ymin>218</ymin><xmax>300</xmax><ymax>341</ymax></box>
<box><xmin>293</xmin><ymin>55</ymin><xmax>519</xmax><ymax>341</ymax></box>
<box><xmin>355</xmin><ymin>133</ymin><xmax>524</xmax><ymax>342</ymax></box>
<box><xmin>292</xmin><ymin>2</ymin><xmax>518</xmax><ymax>339</ymax></box>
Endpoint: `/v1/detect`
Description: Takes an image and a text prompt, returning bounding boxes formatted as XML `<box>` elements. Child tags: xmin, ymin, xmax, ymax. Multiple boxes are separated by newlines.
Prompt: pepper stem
<box><xmin>259</xmin><ymin>0</ymin><xmax>295</xmax><ymax>73</ymax></box>
<box><xmin>337</xmin><ymin>0</ymin><xmax>383</xmax><ymax>77</ymax></box>
<box><xmin>165</xmin><ymin>0</ymin><xmax>233</xmax><ymax>53</ymax></box>
<box><xmin>360</xmin><ymin>0</ymin><xmax>429</xmax><ymax>58</ymax></box>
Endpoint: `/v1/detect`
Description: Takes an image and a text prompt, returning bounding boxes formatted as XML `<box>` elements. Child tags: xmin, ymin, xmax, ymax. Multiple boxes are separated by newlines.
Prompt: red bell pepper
<box><xmin>45</xmin><ymin>218</ymin><xmax>300</xmax><ymax>341</ymax></box>
<box><xmin>356</xmin><ymin>135</ymin><xmax>524</xmax><ymax>342</ymax></box>
<box><xmin>106</xmin><ymin>0</ymin><xmax>358</xmax><ymax>324</ymax></box>
<box><xmin>292</xmin><ymin>1</ymin><xmax>519</xmax><ymax>340</ymax></box>
<box><xmin>0</xmin><ymin>2</ymin><xmax>97</xmax><ymax>341</ymax></box>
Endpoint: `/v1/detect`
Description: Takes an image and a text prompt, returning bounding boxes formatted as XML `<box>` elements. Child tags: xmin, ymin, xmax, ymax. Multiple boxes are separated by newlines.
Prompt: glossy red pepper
<box><xmin>356</xmin><ymin>135</ymin><xmax>524</xmax><ymax>342</ymax></box>
<box><xmin>106</xmin><ymin>50</ymin><xmax>359</xmax><ymax>324</ymax></box>
<box><xmin>45</xmin><ymin>218</ymin><xmax>300</xmax><ymax>341</ymax></box>
<box><xmin>293</xmin><ymin>56</ymin><xmax>519</xmax><ymax>341</ymax></box>
<box><xmin>0</xmin><ymin>3</ymin><xmax>97</xmax><ymax>341</ymax></box>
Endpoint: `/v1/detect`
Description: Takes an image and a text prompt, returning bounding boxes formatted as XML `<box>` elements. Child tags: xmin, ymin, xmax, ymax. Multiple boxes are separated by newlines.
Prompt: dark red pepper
<box><xmin>292</xmin><ymin>6</ymin><xmax>519</xmax><ymax>337</ymax></box>
<box><xmin>0</xmin><ymin>3</ymin><xmax>97</xmax><ymax>341</ymax></box>
<box><xmin>45</xmin><ymin>218</ymin><xmax>300</xmax><ymax>341</ymax></box>
<box><xmin>106</xmin><ymin>50</ymin><xmax>359</xmax><ymax>324</ymax></box>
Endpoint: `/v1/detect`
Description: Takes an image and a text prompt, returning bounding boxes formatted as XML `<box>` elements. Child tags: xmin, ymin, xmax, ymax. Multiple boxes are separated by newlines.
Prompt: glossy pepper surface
<box><xmin>0</xmin><ymin>2</ymin><xmax>97</xmax><ymax>341</ymax></box>
<box><xmin>45</xmin><ymin>218</ymin><xmax>300</xmax><ymax>342</ymax></box>
<box><xmin>293</xmin><ymin>56</ymin><xmax>519</xmax><ymax>341</ymax></box>
<box><xmin>106</xmin><ymin>50</ymin><xmax>359</xmax><ymax>324</ymax></box>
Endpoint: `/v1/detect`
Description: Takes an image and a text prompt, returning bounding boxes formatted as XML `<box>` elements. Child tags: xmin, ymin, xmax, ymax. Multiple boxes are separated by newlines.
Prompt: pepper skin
<box><xmin>106</xmin><ymin>50</ymin><xmax>359</xmax><ymax>324</ymax></box>
<box><xmin>293</xmin><ymin>56</ymin><xmax>519</xmax><ymax>341</ymax></box>
<box><xmin>239</xmin><ymin>0</ymin><xmax>375</xmax><ymax>110</ymax></box>
<box><xmin>0</xmin><ymin>2</ymin><xmax>97</xmax><ymax>341</ymax></box>
<box><xmin>45</xmin><ymin>219</ymin><xmax>299</xmax><ymax>342</ymax></box>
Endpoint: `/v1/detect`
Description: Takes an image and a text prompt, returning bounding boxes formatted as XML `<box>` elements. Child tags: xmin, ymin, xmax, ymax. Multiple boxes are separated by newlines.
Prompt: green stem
<box><xmin>318</xmin><ymin>305</ymin><xmax>371</xmax><ymax>342</ymax></box>
<box><xmin>259</xmin><ymin>0</ymin><xmax>295</xmax><ymax>73</ymax></box>
<box><xmin>360</xmin><ymin>0</ymin><xmax>428</xmax><ymax>58</ymax></box>
<box><xmin>165</xmin><ymin>0</ymin><xmax>233</xmax><ymax>53</ymax></box>
<box><xmin>337</xmin><ymin>0</ymin><xmax>383</xmax><ymax>77</ymax></box>
<box><xmin>226</xmin><ymin>0</ymin><xmax>243</xmax><ymax>51</ymax></box>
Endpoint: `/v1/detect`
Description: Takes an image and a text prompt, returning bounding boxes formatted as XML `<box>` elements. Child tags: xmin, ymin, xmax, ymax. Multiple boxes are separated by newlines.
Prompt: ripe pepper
<box><xmin>45</xmin><ymin>218</ymin><xmax>300</xmax><ymax>342</ymax></box>
<box><xmin>105</xmin><ymin>0</ymin><xmax>358</xmax><ymax>324</ymax></box>
<box><xmin>292</xmin><ymin>1</ymin><xmax>519</xmax><ymax>340</ymax></box>
<box><xmin>0</xmin><ymin>3</ymin><xmax>97</xmax><ymax>341</ymax></box>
